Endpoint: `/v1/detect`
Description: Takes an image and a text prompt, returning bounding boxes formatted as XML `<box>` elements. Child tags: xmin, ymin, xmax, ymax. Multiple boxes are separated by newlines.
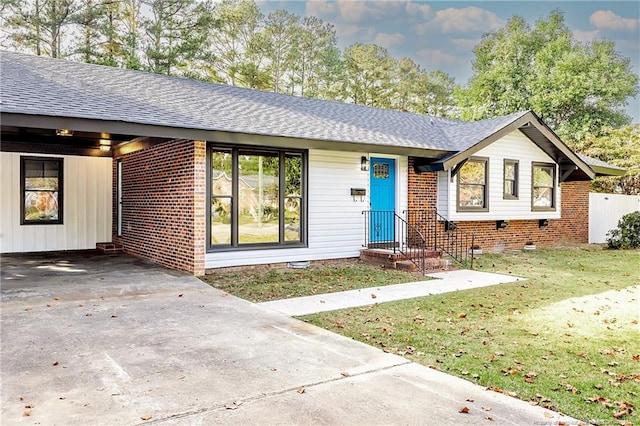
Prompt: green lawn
<box><xmin>301</xmin><ymin>247</ymin><xmax>640</xmax><ymax>424</ymax></box>
<box><xmin>201</xmin><ymin>260</ymin><xmax>425</xmax><ymax>303</ymax></box>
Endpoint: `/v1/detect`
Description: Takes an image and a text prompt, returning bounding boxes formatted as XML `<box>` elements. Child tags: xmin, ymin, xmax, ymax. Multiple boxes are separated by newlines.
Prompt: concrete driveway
<box><xmin>1</xmin><ymin>251</ymin><xmax>576</xmax><ymax>425</ymax></box>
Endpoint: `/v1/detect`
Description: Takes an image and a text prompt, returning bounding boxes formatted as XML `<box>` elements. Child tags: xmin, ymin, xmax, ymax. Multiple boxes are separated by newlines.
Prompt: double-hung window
<box><xmin>457</xmin><ymin>157</ymin><xmax>488</xmax><ymax>211</ymax></box>
<box><xmin>21</xmin><ymin>156</ymin><xmax>63</xmax><ymax>225</ymax></box>
<box><xmin>532</xmin><ymin>162</ymin><xmax>556</xmax><ymax>210</ymax></box>
<box><xmin>208</xmin><ymin>146</ymin><xmax>306</xmax><ymax>250</ymax></box>
<box><xmin>503</xmin><ymin>159</ymin><xmax>519</xmax><ymax>199</ymax></box>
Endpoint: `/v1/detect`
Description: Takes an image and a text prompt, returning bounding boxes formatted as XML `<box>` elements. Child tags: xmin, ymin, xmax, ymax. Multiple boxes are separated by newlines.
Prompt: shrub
<box><xmin>606</xmin><ymin>211</ymin><xmax>640</xmax><ymax>249</ymax></box>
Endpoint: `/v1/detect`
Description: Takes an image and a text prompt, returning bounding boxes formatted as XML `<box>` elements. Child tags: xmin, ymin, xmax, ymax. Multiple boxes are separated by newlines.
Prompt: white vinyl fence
<box><xmin>589</xmin><ymin>193</ymin><xmax>640</xmax><ymax>243</ymax></box>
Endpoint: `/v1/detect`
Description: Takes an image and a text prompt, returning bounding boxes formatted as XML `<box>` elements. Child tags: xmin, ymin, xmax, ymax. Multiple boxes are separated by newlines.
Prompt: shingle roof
<box><xmin>577</xmin><ymin>153</ymin><xmax>626</xmax><ymax>176</ymax></box>
<box><xmin>1</xmin><ymin>51</ymin><xmax>465</xmax><ymax>151</ymax></box>
<box><xmin>0</xmin><ymin>50</ymin><xmax>597</xmax><ymax>182</ymax></box>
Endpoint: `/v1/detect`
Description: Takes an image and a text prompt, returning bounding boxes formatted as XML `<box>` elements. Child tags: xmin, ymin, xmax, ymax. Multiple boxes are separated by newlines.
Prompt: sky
<box><xmin>258</xmin><ymin>0</ymin><xmax>640</xmax><ymax>123</ymax></box>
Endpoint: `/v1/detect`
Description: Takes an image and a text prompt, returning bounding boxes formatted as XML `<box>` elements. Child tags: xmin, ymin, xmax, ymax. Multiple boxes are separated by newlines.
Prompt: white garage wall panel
<box><xmin>0</xmin><ymin>152</ymin><xmax>112</xmax><ymax>253</ymax></box>
<box><xmin>205</xmin><ymin>150</ymin><xmax>408</xmax><ymax>268</ymax></box>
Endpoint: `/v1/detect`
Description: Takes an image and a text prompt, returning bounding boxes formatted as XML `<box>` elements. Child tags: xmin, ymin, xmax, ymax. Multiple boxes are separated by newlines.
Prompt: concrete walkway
<box><xmin>259</xmin><ymin>269</ymin><xmax>525</xmax><ymax>316</ymax></box>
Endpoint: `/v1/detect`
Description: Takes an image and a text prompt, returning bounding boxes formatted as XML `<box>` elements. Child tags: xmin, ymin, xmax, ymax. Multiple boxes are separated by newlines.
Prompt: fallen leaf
<box><xmin>19</xmin><ymin>397</ymin><xmax>24</xmax><ymax>401</ymax></box>
<box><xmin>178</xmin><ymin>294</ymin><xmax>183</xmax><ymax>298</ymax></box>
<box><xmin>25</xmin><ymin>307</ymin><xmax>32</xmax><ymax>311</ymax></box>
<box><xmin>224</xmin><ymin>401</ymin><xmax>242</xmax><ymax>410</ymax></box>
<box><xmin>466</xmin><ymin>397</ymin><xmax>474</xmax><ymax>402</ymax></box>
<box><xmin>111</xmin><ymin>315</ymin><xmax>118</xmax><ymax>318</ymax></box>
<box><xmin>297</xmin><ymin>387</ymin><xmax>305</xmax><ymax>394</ymax></box>
<box><xmin>482</xmin><ymin>406</ymin><xmax>491</xmax><ymax>411</ymax></box>
<box><xmin>341</xmin><ymin>372</ymin><xmax>350</xmax><ymax>377</ymax></box>
<box><xmin>140</xmin><ymin>414</ymin><xmax>153</xmax><ymax>420</ymax></box>
<box><xmin>457</xmin><ymin>313</ymin><xmax>467</xmax><ymax>319</ymax></box>
<box><xmin>24</xmin><ymin>404</ymin><xmax>35</xmax><ymax>409</ymax></box>
<box><xmin>486</xmin><ymin>415</ymin><xmax>494</xmax><ymax>421</ymax></box>
<box><xmin>544</xmin><ymin>411</ymin><xmax>554</xmax><ymax>418</ymax></box>
<box><xmin>494</xmin><ymin>351</ymin><xmax>505</xmax><ymax>357</ymax></box>
<box><xmin>371</xmin><ymin>294</ymin><xmax>377</xmax><ymax>299</ymax></box>
<box><xmin>23</xmin><ymin>410</ymin><xmax>31</xmax><ymax>417</ymax></box>
<box><xmin>459</xmin><ymin>406</ymin><xmax>470</xmax><ymax>414</ymax></box>
<box><xmin>54</xmin><ymin>296</ymin><xmax>61</xmax><ymax>301</ymax></box>
<box><xmin>53</xmin><ymin>361</ymin><xmax>59</xmax><ymax>366</ymax></box>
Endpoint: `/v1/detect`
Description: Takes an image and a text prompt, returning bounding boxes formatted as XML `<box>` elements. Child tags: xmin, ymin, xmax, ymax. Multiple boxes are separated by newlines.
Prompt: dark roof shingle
<box><xmin>1</xmin><ymin>51</ymin><xmax>466</xmax><ymax>151</ymax></box>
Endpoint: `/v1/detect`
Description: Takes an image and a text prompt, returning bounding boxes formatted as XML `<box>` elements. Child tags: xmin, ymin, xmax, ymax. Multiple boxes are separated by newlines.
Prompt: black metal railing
<box><xmin>363</xmin><ymin>209</ymin><xmax>476</xmax><ymax>271</ymax></box>
<box><xmin>406</xmin><ymin>209</ymin><xmax>475</xmax><ymax>269</ymax></box>
<box><xmin>362</xmin><ymin>210</ymin><xmax>426</xmax><ymax>273</ymax></box>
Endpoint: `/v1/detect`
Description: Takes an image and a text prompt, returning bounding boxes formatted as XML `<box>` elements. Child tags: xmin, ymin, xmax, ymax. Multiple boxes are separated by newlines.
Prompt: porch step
<box><xmin>96</xmin><ymin>242</ymin><xmax>123</xmax><ymax>254</ymax></box>
<box><xmin>360</xmin><ymin>248</ymin><xmax>446</xmax><ymax>273</ymax></box>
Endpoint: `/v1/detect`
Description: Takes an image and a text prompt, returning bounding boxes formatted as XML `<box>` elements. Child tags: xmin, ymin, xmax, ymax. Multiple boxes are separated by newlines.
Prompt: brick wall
<box><xmin>407</xmin><ymin>157</ymin><xmax>590</xmax><ymax>251</ymax></box>
<box><xmin>112</xmin><ymin>139</ymin><xmax>206</xmax><ymax>275</ymax></box>
<box><xmin>407</xmin><ymin>158</ymin><xmax>438</xmax><ymax>211</ymax></box>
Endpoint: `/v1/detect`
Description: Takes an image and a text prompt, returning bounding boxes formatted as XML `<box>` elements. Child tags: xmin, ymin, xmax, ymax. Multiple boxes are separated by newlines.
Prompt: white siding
<box><xmin>589</xmin><ymin>193</ymin><xmax>640</xmax><ymax>243</ymax></box>
<box><xmin>437</xmin><ymin>170</ymin><xmax>449</xmax><ymax>217</ymax></box>
<box><xmin>1</xmin><ymin>152</ymin><xmax>112</xmax><ymax>252</ymax></box>
<box><xmin>205</xmin><ymin>150</ymin><xmax>408</xmax><ymax>268</ymax></box>
<box><xmin>446</xmin><ymin>130</ymin><xmax>562</xmax><ymax>221</ymax></box>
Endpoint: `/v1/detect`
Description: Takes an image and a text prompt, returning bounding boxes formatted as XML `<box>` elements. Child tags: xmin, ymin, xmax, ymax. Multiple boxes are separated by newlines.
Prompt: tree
<box><xmin>342</xmin><ymin>43</ymin><xmax>395</xmax><ymax>108</ymax></box>
<box><xmin>257</xmin><ymin>9</ymin><xmax>299</xmax><ymax>93</ymax></box>
<box><xmin>457</xmin><ymin>9</ymin><xmax>638</xmax><ymax>141</ymax></box>
<box><xmin>140</xmin><ymin>0</ymin><xmax>214</xmax><ymax>77</ymax></box>
<box><xmin>207</xmin><ymin>0</ymin><xmax>264</xmax><ymax>87</ymax></box>
<box><xmin>290</xmin><ymin>16</ymin><xmax>339</xmax><ymax>99</ymax></box>
<box><xmin>389</xmin><ymin>58</ymin><xmax>455</xmax><ymax>116</ymax></box>
<box><xmin>1</xmin><ymin>0</ymin><xmax>78</xmax><ymax>57</ymax></box>
<box><xmin>573</xmin><ymin>125</ymin><xmax>640</xmax><ymax>195</ymax></box>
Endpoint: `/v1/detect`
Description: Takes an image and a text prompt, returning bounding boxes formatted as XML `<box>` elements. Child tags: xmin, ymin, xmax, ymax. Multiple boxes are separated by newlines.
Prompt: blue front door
<box><xmin>370</xmin><ymin>157</ymin><xmax>396</xmax><ymax>242</ymax></box>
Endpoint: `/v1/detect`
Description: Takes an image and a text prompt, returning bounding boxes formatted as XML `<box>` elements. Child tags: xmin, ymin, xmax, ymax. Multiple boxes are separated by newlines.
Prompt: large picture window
<box><xmin>21</xmin><ymin>156</ymin><xmax>63</xmax><ymax>225</ymax></box>
<box><xmin>457</xmin><ymin>157</ymin><xmax>488</xmax><ymax>211</ymax></box>
<box><xmin>208</xmin><ymin>146</ymin><xmax>306</xmax><ymax>250</ymax></box>
<box><xmin>532</xmin><ymin>162</ymin><xmax>556</xmax><ymax>210</ymax></box>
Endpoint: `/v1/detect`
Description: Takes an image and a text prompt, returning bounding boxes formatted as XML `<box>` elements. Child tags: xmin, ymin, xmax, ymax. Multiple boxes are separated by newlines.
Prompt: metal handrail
<box><xmin>363</xmin><ymin>209</ymin><xmax>475</xmax><ymax>271</ymax></box>
<box><xmin>362</xmin><ymin>210</ymin><xmax>427</xmax><ymax>273</ymax></box>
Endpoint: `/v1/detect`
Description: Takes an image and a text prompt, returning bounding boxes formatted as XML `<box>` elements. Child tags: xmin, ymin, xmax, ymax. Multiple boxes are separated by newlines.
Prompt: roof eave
<box><xmin>590</xmin><ymin>165</ymin><xmax>627</xmax><ymax>177</ymax></box>
<box><xmin>0</xmin><ymin>112</ymin><xmax>449</xmax><ymax>158</ymax></box>
<box><xmin>437</xmin><ymin>111</ymin><xmax>595</xmax><ymax>181</ymax></box>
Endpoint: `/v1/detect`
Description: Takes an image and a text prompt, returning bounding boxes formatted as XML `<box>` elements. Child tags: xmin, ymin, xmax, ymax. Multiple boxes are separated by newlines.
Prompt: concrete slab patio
<box><xmin>1</xmin><ymin>252</ymin><xmax>579</xmax><ymax>425</ymax></box>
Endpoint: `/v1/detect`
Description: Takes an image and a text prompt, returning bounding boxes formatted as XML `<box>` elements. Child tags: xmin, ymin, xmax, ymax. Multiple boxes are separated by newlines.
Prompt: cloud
<box><xmin>590</xmin><ymin>10</ymin><xmax>639</xmax><ymax>32</ymax></box>
<box><xmin>431</xmin><ymin>7</ymin><xmax>502</xmax><ymax>34</ymax></box>
<box><xmin>450</xmin><ymin>38</ymin><xmax>480</xmax><ymax>51</ymax></box>
<box><xmin>373</xmin><ymin>32</ymin><xmax>406</xmax><ymax>48</ymax></box>
<box><xmin>305</xmin><ymin>0</ymin><xmax>338</xmax><ymax>19</ymax></box>
<box><xmin>405</xmin><ymin>1</ymin><xmax>432</xmax><ymax>20</ymax></box>
<box><xmin>572</xmin><ymin>29</ymin><xmax>600</xmax><ymax>43</ymax></box>
<box><xmin>336</xmin><ymin>0</ymin><xmax>409</xmax><ymax>24</ymax></box>
<box><xmin>307</xmin><ymin>0</ymin><xmax>428</xmax><ymax>25</ymax></box>
<box><xmin>418</xmin><ymin>49</ymin><xmax>460</xmax><ymax>66</ymax></box>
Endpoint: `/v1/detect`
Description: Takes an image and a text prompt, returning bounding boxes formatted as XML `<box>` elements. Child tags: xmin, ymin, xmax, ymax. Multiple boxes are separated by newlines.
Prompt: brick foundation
<box><xmin>112</xmin><ymin>139</ymin><xmax>206</xmax><ymax>275</ymax></box>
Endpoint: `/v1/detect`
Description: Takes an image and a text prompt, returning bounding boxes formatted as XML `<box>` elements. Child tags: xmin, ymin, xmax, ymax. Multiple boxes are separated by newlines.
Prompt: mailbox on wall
<box><xmin>351</xmin><ymin>188</ymin><xmax>366</xmax><ymax>202</ymax></box>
